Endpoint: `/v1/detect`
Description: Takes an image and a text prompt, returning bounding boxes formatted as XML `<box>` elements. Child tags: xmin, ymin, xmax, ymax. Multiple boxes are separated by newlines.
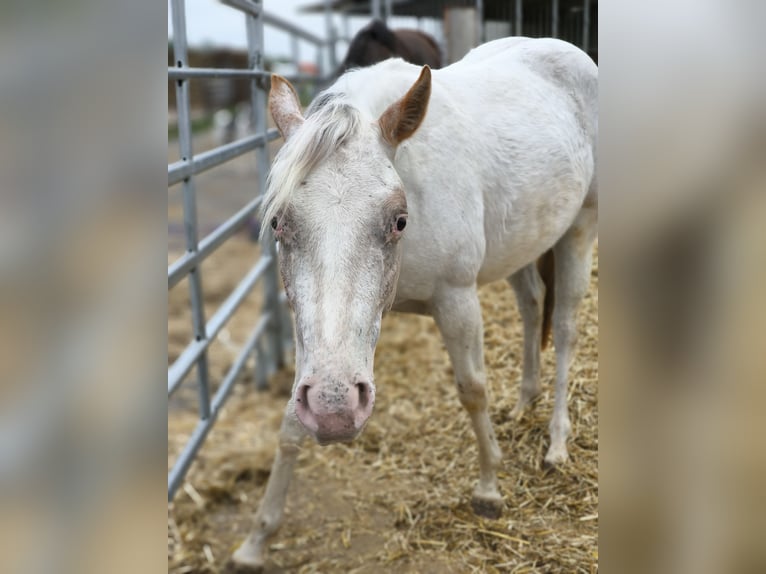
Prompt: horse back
<box><xmin>459</xmin><ymin>37</ymin><xmax>597</xmax><ymax>139</ymax></box>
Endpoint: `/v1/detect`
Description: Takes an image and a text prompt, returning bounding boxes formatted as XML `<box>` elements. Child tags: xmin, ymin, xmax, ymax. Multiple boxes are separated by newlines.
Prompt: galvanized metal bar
<box><xmin>515</xmin><ymin>0</ymin><xmax>523</xmax><ymax>36</ymax></box>
<box><xmin>168</xmin><ymin>67</ymin><xmax>321</xmax><ymax>84</ymax></box>
<box><xmin>291</xmin><ymin>34</ymin><xmax>300</xmax><ymax>68</ymax></box>
<box><xmin>168</xmin><ymin>195</ymin><xmax>263</xmax><ymax>289</ymax></box>
<box><xmin>371</xmin><ymin>0</ymin><xmax>382</xmax><ymax>20</ymax></box>
<box><xmin>168</xmin><ymin>128</ymin><xmax>280</xmax><ymax>186</ymax></box>
<box><xmin>262</xmin><ymin>11</ymin><xmax>325</xmax><ymax>45</ymax></box>
<box><xmin>219</xmin><ymin>0</ymin><xmax>261</xmax><ymax>18</ymax></box>
<box><xmin>168</xmin><ymin>255</ymin><xmax>273</xmax><ymax>395</ymax></box>
<box><xmin>342</xmin><ymin>14</ymin><xmax>350</xmax><ymax>43</ymax></box>
<box><xmin>206</xmin><ymin>258</ymin><xmax>271</xmax><ymax>345</ymax></box>
<box><xmin>324</xmin><ymin>1</ymin><xmax>338</xmax><ymax>71</ymax></box>
<box><xmin>254</xmin><ymin>336</ymin><xmax>269</xmax><ymax>390</ymax></box>
<box><xmin>247</xmin><ymin>4</ymin><xmax>283</xmax><ymax>387</ymax></box>
<box><xmin>582</xmin><ymin>0</ymin><xmax>591</xmax><ymax>53</ymax></box>
<box><xmin>168</xmin><ymin>338</ymin><xmax>206</xmax><ymax>397</ymax></box>
<box><xmin>167</xmin><ymin>0</ymin><xmax>312</xmax><ymax>506</ymax></box>
<box><xmin>316</xmin><ymin>38</ymin><xmax>326</xmax><ymax>85</ymax></box>
<box><xmin>168</xmin><ymin>253</ymin><xmax>195</xmax><ymax>290</ymax></box>
<box><xmin>168</xmin><ymin>67</ymin><xmax>268</xmax><ymax>80</ymax></box>
<box><xmin>168</xmin><ymin>311</ymin><xmax>272</xmax><ymax>500</ymax></box>
<box><xmin>171</xmin><ymin>0</ymin><xmax>212</xmax><ymax>420</ymax></box>
<box><xmin>212</xmin><ymin>311</ymin><xmax>272</xmax><ymax>413</ymax></box>
<box><xmin>551</xmin><ymin>0</ymin><xmax>559</xmax><ymax>38</ymax></box>
<box><xmin>476</xmin><ymin>0</ymin><xmax>485</xmax><ymax>43</ymax></box>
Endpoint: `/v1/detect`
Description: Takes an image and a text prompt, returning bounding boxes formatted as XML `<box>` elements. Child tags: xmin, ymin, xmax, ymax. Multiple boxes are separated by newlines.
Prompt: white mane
<box><xmin>261</xmin><ymin>93</ymin><xmax>362</xmax><ymax>235</ymax></box>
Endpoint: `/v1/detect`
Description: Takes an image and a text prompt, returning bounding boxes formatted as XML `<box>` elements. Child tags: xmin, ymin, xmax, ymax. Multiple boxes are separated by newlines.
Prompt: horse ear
<box><xmin>378</xmin><ymin>66</ymin><xmax>431</xmax><ymax>147</ymax></box>
<box><xmin>269</xmin><ymin>74</ymin><xmax>304</xmax><ymax>140</ymax></box>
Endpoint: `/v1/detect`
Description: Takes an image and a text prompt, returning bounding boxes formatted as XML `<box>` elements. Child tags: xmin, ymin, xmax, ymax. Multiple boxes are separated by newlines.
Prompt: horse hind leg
<box><xmin>544</xmin><ymin>205</ymin><xmax>597</xmax><ymax>468</ymax></box>
<box><xmin>507</xmin><ymin>253</ymin><xmax>554</xmax><ymax>419</ymax></box>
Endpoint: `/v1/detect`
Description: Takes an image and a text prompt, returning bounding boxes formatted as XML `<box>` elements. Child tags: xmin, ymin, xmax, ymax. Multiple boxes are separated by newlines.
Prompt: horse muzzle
<box><xmin>294</xmin><ymin>376</ymin><xmax>375</xmax><ymax>443</ymax></box>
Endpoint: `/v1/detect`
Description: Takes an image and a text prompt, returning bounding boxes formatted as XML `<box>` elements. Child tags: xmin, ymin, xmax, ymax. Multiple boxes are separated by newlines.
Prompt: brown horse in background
<box><xmin>338</xmin><ymin>19</ymin><xmax>442</xmax><ymax>74</ymax></box>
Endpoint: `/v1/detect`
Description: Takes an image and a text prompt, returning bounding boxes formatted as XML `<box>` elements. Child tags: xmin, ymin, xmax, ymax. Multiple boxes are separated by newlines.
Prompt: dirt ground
<box><xmin>168</xmin><ymin>132</ymin><xmax>598</xmax><ymax>574</ymax></box>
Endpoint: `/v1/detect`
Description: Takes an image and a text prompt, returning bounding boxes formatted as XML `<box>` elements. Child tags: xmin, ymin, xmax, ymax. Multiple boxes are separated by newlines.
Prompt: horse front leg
<box><xmin>232</xmin><ymin>401</ymin><xmax>305</xmax><ymax>571</ymax></box>
<box><xmin>432</xmin><ymin>287</ymin><xmax>503</xmax><ymax>518</ymax></box>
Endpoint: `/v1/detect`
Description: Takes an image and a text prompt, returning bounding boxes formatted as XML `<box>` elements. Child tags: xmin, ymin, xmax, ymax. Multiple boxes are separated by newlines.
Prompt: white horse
<box><xmin>233</xmin><ymin>37</ymin><xmax>598</xmax><ymax>569</ymax></box>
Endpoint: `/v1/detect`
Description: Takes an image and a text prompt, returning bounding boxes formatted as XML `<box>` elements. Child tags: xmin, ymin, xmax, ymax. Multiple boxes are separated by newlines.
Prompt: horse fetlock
<box><xmin>489</xmin><ymin>452</ymin><xmax>502</xmax><ymax>475</ymax></box>
<box><xmin>253</xmin><ymin>507</ymin><xmax>284</xmax><ymax>538</ymax></box>
<box><xmin>510</xmin><ymin>381</ymin><xmax>542</xmax><ymax>419</ymax></box>
<box><xmin>521</xmin><ymin>377</ymin><xmax>542</xmax><ymax>398</ymax></box>
<box><xmin>486</xmin><ymin>434</ymin><xmax>502</xmax><ymax>467</ymax></box>
<box><xmin>544</xmin><ymin>415</ymin><xmax>571</xmax><ymax>467</ymax></box>
<box><xmin>549</xmin><ymin>413</ymin><xmax>571</xmax><ymax>442</ymax></box>
<box><xmin>543</xmin><ymin>442</ymin><xmax>570</xmax><ymax>468</ymax></box>
<box><xmin>510</xmin><ymin>396</ymin><xmax>533</xmax><ymax>420</ymax></box>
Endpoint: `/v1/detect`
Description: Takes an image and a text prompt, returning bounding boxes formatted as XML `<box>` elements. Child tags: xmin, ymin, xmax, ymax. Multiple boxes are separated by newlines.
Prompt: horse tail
<box><xmin>537</xmin><ymin>249</ymin><xmax>555</xmax><ymax>350</ymax></box>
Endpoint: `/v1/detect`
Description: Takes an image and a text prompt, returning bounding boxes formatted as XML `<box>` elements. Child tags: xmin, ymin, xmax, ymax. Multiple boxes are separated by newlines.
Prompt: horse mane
<box><xmin>261</xmin><ymin>93</ymin><xmax>362</xmax><ymax>234</ymax></box>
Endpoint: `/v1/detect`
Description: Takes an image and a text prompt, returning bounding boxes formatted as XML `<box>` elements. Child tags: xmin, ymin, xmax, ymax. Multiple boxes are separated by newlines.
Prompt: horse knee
<box><xmin>457</xmin><ymin>378</ymin><xmax>488</xmax><ymax>411</ymax></box>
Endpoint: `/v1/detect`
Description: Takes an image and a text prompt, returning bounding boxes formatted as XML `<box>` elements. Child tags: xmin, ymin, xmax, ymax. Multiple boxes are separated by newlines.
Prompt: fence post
<box><xmin>582</xmin><ymin>0</ymin><xmax>591</xmax><ymax>54</ymax></box>
<box><xmin>170</xmin><ymin>0</ymin><xmax>319</xmax><ymax>501</ymax></box>
<box><xmin>324</xmin><ymin>0</ymin><xmax>337</xmax><ymax>72</ymax></box>
<box><xmin>171</xmin><ymin>0</ymin><xmax>212</xmax><ymax>420</ymax></box>
<box><xmin>245</xmin><ymin>1</ymin><xmax>286</xmax><ymax>390</ymax></box>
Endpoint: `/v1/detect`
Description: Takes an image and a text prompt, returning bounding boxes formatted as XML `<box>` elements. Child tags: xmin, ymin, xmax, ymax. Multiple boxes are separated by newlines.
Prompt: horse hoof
<box><xmin>224</xmin><ymin>559</ymin><xmax>264</xmax><ymax>574</ymax></box>
<box><xmin>229</xmin><ymin>545</ymin><xmax>266</xmax><ymax>574</ymax></box>
<box><xmin>471</xmin><ymin>495</ymin><xmax>504</xmax><ymax>519</ymax></box>
<box><xmin>542</xmin><ymin>451</ymin><xmax>569</xmax><ymax>471</ymax></box>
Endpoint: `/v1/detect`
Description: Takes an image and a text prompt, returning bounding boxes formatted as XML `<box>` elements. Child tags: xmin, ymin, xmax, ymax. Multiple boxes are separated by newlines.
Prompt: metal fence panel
<box><xmin>167</xmin><ymin>0</ymin><xmax>327</xmax><ymax>501</ymax></box>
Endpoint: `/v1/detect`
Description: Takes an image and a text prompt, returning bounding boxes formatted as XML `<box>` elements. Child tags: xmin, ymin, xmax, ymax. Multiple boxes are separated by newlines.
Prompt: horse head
<box><xmin>265</xmin><ymin>68</ymin><xmax>432</xmax><ymax>443</ymax></box>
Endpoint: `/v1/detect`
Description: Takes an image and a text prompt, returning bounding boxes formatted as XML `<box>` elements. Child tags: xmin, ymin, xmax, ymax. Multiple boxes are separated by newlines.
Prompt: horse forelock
<box><xmin>261</xmin><ymin>94</ymin><xmax>362</xmax><ymax>236</ymax></box>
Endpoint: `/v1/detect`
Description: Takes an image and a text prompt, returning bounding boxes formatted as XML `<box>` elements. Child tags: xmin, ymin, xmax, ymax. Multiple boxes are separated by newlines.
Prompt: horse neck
<box><xmin>332</xmin><ymin>62</ymin><xmax>426</xmax><ymax>120</ymax></box>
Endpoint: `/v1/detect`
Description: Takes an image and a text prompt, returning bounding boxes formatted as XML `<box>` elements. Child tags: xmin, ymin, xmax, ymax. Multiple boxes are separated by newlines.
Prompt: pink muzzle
<box><xmin>294</xmin><ymin>375</ymin><xmax>375</xmax><ymax>443</ymax></box>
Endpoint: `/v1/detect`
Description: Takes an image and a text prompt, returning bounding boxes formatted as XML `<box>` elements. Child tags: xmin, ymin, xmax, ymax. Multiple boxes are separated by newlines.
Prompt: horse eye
<box><xmin>270</xmin><ymin>217</ymin><xmax>278</xmax><ymax>230</ymax></box>
<box><xmin>396</xmin><ymin>216</ymin><xmax>407</xmax><ymax>232</ymax></box>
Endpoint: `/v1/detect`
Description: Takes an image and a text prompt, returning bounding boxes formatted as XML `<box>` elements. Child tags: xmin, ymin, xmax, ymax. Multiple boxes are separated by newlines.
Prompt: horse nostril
<box><xmin>356</xmin><ymin>381</ymin><xmax>371</xmax><ymax>409</ymax></box>
<box><xmin>297</xmin><ymin>383</ymin><xmax>311</xmax><ymax>409</ymax></box>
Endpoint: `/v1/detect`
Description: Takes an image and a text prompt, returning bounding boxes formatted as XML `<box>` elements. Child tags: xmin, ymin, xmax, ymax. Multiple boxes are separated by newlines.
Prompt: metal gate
<box><xmin>167</xmin><ymin>0</ymin><xmax>331</xmax><ymax>500</ymax></box>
